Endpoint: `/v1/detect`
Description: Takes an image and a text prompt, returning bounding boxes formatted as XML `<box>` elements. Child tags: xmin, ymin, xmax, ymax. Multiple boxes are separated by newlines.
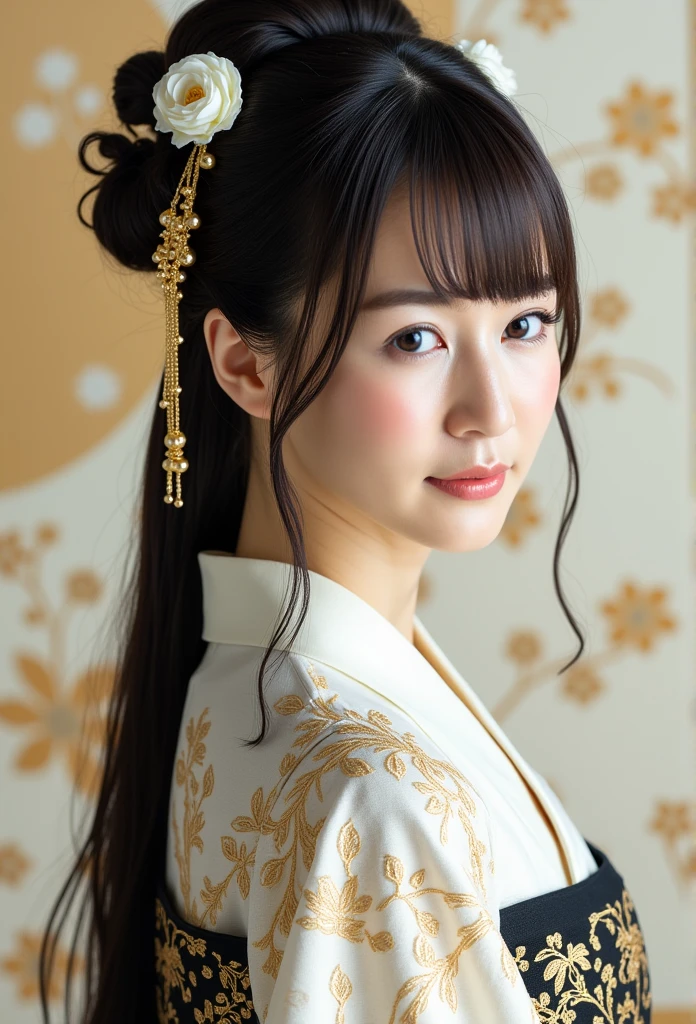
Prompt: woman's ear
<box><xmin>203</xmin><ymin>307</ymin><xmax>273</xmax><ymax>419</ymax></box>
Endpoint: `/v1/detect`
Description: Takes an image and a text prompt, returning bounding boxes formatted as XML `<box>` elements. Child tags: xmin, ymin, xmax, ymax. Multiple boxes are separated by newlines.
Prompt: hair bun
<box><xmin>113</xmin><ymin>50</ymin><xmax>167</xmax><ymax>129</ymax></box>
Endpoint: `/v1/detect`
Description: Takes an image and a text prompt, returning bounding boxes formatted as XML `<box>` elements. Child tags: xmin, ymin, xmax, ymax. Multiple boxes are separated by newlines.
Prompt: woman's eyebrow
<box><xmin>359</xmin><ymin>280</ymin><xmax>557</xmax><ymax>313</ymax></box>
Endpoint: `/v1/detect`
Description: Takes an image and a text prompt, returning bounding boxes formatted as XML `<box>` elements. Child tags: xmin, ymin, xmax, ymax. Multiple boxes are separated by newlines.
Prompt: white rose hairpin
<box><xmin>150</xmin><ymin>52</ymin><xmax>243</xmax><ymax>507</ymax></box>
<box><xmin>456</xmin><ymin>38</ymin><xmax>518</xmax><ymax>98</ymax></box>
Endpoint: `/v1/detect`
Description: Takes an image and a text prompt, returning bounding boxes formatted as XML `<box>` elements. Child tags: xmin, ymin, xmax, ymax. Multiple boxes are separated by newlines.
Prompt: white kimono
<box><xmin>163</xmin><ymin>551</ymin><xmax>599</xmax><ymax>1023</ymax></box>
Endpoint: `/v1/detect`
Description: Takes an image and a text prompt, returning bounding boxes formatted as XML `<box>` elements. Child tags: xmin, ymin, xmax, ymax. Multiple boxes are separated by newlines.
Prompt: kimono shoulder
<box><xmin>178</xmin><ymin>649</ymin><xmax>540</xmax><ymax>1023</ymax></box>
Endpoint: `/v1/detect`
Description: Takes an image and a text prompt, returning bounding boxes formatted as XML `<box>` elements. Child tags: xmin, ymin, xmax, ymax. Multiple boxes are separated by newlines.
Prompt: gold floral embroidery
<box><xmin>297</xmin><ymin>816</ymin><xmax>504</xmax><ymax>1023</ymax></box>
<box><xmin>329</xmin><ymin>963</ymin><xmax>352</xmax><ymax>1024</ymax></box>
<box><xmin>154</xmin><ymin>896</ymin><xmax>255</xmax><ymax>1024</ymax></box>
<box><xmin>524</xmin><ymin>887</ymin><xmax>651</xmax><ymax>1023</ymax></box>
<box><xmin>172</xmin><ymin>707</ymin><xmax>259</xmax><ymax>928</ymax></box>
<box><xmin>233</xmin><ymin>660</ymin><xmax>490</xmax><ymax>982</ymax></box>
<box><xmin>297</xmin><ymin>819</ymin><xmax>395</xmax><ymax>950</ymax></box>
<box><xmin>171</xmin><ymin>708</ymin><xmax>216</xmax><ymax>922</ymax></box>
<box><xmin>200</xmin><ymin>834</ymin><xmax>257</xmax><ymax>927</ymax></box>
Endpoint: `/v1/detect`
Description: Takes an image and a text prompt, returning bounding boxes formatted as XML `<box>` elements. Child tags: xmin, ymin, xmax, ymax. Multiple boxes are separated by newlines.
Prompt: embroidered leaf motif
<box><xmin>385</xmin><ymin>752</ymin><xmax>407</xmax><ymax>780</ymax></box>
<box><xmin>384</xmin><ymin>855</ymin><xmax>404</xmax><ymax>884</ymax></box>
<box><xmin>414</xmin><ymin>933</ymin><xmax>437</xmax><ymax>967</ymax></box>
<box><xmin>367</xmin><ymin>710</ymin><xmax>393</xmax><ymax>727</ymax></box>
<box><xmin>340</xmin><ymin>757</ymin><xmax>374</xmax><ymax>776</ymax></box>
<box><xmin>230</xmin><ymin>814</ymin><xmax>258</xmax><ymax>833</ymax></box>
<box><xmin>443</xmin><ymin>891</ymin><xmax>480</xmax><ymax>909</ymax></box>
<box><xmin>410</xmin><ymin>869</ymin><xmax>425</xmax><ymax>889</ymax></box>
<box><xmin>274</xmin><ymin>694</ymin><xmax>306</xmax><ymax>715</ymax></box>
<box><xmin>171</xmin><ymin>708</ymin><xmax>215</xmax><ymax>922</ymax></box>
<box><xmin>426</xmin><ymin>795</ymin><xmax>444</xmax><ymax>814</ymax></box>
<box><xmin>202</xmin><ymin>764</ymin><xmax>214</xmax><ymax>799</ymax></box>
<box><xmin>367</xmin><ymin>930</ymin><xmax>395</xmax><ymax>952</ymax></box>
<box><xmin>414</xmin><ymin>908</ymin><xmax>439</xmax><ymax>936</ymax></box>
<box><xmin>338</xmin><ymin>820</ymin><xmax>361</xmax><ymax>875</ymax></box>
<box><xmin>329</xmin><ymin>963</ymin><xmax>353</xmax><ymax>1019</ymax></box>
<box><xmin>260</xmin><ymin>858</ymin><xmax>285</xmax><ymax>888</ymax></box>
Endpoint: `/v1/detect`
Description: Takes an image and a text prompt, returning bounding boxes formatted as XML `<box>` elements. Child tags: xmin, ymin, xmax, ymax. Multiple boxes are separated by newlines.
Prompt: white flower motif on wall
<box><xmin>13</xmin><ymin>46</ymin><xmax>104</xmax><ymax>151</ymax></box>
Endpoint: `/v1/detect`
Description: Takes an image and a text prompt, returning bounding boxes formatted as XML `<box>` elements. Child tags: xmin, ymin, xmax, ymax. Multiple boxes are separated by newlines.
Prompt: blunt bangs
<box><xmin>403</xmin><ymin>93</ymin><xmax>572</xmax><ymax>309</ymax></box>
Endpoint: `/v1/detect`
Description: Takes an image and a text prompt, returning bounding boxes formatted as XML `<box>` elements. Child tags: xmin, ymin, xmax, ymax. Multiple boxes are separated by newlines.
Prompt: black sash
<box><xmin>153</xmin><ymin>841</ymin><xmax>651</xmax><ymax>1022</ymax></box>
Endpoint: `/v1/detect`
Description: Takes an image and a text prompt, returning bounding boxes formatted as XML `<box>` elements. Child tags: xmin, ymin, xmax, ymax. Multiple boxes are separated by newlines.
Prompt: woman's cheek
<box><xmin>540</xmin><ymin>350</ymin><xmax>562</xmax><ymax>413</ymax></box>
<box><xmin>337</xmin><ymin>371</ymin><xmax>426</xmax><ymax>447</ymax></box>
<box><xmin>521</xmin><ymin>348</ymin><xmax>560</xmax><ymax>423</ymax></box>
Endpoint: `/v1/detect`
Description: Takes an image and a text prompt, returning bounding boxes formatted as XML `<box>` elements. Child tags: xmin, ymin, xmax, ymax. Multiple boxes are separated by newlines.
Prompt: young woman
<box><xmin>40</xmin><ymin>0</ymin><xmax>652</xmax><ymax>1021</ymax></box>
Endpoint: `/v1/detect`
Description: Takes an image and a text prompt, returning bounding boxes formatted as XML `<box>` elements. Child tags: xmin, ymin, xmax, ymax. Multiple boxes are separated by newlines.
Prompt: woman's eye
<box><xmin>503</xmin><ymin>314</ymin><xmax>547</xmax><ymax>344</ymax></box>
<box><xmin>389</xmin><ymin>327</ymin><xmax>443</xmax><ymax>358</ymax></box>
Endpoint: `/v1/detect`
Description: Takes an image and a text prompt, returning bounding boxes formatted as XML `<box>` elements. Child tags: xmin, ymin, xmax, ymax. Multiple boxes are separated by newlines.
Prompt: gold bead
<box><xmin>176</xmin><ymin>290</ymin><xmax>183</xmax><ymax>300</ymax></box>
<box><xmin>199</xmin><ymin>152</ymin><xmax>215</xmax><ymax>170</ymax></box>
<box><xmin>173</xmin><ymin>498</ymin><xmax>184</xmax><ymax>508</ymax></box>
<box><xmin>178</xmin><ymin>334</ymin><xmax>184</xmax><ymax>344</ymax></box>
<box><xmin>159</xmin><ymin>210</ymin><xmax>172</xmax><ymax>226</ymax></box>
<box><xmin>181</xmin><ymin>187</ymin><xmax>192</xmax><ymax>196</ymax></box>
<box><xmin>159</xmin><ymin>399</ymin><xmax>169</xmax><ymax>408</ymax></box>
<box><xmin>164</xmin><ymin>493</ymin><xmax>174</xmax><ymax>504</ymax></box>
<box><xmin>165</xmin><ymin>432</ymin><xmax>186</xmax><ymax>448</ymax></box>
<box><xmin>187</xmin><ymin>213</ymin><xmax>201</xmax><ymax>230</ymax></box>
<box><xmin>177</xmin><ymin>270</ymin><xmax>186</xmax><ymax>283</ymax></box>
<box><xmin>175</xmin><ymin>385</ymin><xmax>182</xmax><ymax>394</ymax></box>
<box><xmin>162</xmin><ymin>457</ymin><xmax>189</xmax><ymax>473</ymax></box>
<box><xmin>182</xmin><ymin>250</ymin><xmax>195</xmax><ymax>266</ymax></box>
<box><xmin>152</xmin><ymin>252</ymin><xmax>161</xmax><ymax>263</ymax></box>
<box><xmin>168</xmin><ymin>249</ymin><xmax>175</xmax><ymax>260</ymax></box>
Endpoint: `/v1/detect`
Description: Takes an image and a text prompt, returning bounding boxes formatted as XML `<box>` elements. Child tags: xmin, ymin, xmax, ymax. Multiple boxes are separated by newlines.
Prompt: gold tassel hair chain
<box><xmin>151</xmin><ymin>143</ymin><xmax>216</xmax><ymax>507</ymax></box>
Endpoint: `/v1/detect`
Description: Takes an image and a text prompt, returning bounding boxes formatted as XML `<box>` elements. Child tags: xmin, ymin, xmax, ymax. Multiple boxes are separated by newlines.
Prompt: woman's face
<box><xmin>280</xmin><ymin>187</ymin><xmax>562</xmax><ymax>555</ymax></box>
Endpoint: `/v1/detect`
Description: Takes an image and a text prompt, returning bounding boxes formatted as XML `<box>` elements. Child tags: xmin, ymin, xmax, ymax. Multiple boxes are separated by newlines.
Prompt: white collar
<box><xmin>198</xmin><ymin>550</ymin><xmax>577</xmax><ymax>884</ymax></box>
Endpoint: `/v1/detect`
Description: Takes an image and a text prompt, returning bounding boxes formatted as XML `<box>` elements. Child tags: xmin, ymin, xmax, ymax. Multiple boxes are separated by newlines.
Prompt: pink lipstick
<box><xmin>425</xmin><ymin>463</ymin><xmax>509</xmax><ymax>500</ymax></box>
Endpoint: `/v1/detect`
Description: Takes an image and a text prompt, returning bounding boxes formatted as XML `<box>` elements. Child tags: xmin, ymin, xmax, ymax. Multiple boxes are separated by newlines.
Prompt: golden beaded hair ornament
<box><xmin>148</xmin><ymin>40</ymin><xmax>515</xmax><ymax>508</ymax></box>
<box><xmin>150</xmin><ymin>51</ymin><xmax>243</xmax><ymax>507</ymax></box>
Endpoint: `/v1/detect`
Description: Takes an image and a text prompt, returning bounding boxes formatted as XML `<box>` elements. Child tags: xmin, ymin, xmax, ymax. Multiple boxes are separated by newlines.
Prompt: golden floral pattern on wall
<box><xmin>459</xmin><ymin>0</ymin><xmax>573</xmax><ymax>46</ymax></box>
<box><xmin>493</xmin><ymin>579</ymin><xmax>678</xmax><ymax>721</ymax></box>
<box><xmin>1</xmin><ymin>930</ymin><xmax>84</xmax><ymax>1004</ymax></box>
<box><xmin>567</xmin><ymin>288</ymin><xmax>674</xmax><ymax>404</ymax></box>
<box><xmin>0</xmin><ymin>844</ymin><xmax>32</xmax><ymax>887</ymax></box>
<box><xmin>0</xmin><ymin>525</ymin><xmax>114</xmax><ymax>798</ymax></box>
<box><xmin>460</xmin><ymin>5</ymin><xmax>694</xmax><ymax>225</ymax></box>
<box><xmin>500</xmin><ymin>486</ymin><xmax>543</xmax><ymax>547</ymax></box>
<box><xmin>649</xmin><ymin>801</ymin><xmax>696</xmax><ymax>891</ymax></box>
<box><xmin>550</xmin><ymin>80</ymin><xmax>693</xmax><ymax>226</ymax></box>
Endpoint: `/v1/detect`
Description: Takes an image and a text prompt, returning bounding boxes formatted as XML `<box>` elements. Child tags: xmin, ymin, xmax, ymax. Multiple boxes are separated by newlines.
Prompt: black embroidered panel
<box><xmin>498</xmin><ymin>843</ymin><xmax>652</xmax><ymax>1024</ymax></box>
<box><xmin>154</xmin><ymin>879</ymin><xmax>258</xmax><ymax>1023</ymax></box>
<box><xmin>154</xmin><ymin>842</ymin><xmax>651</xmax><ymax>1024</ymax></box>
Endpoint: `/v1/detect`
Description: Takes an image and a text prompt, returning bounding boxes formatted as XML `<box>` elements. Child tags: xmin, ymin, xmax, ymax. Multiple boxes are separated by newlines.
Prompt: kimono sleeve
<box><xmin>244</xmin><ymin>713</ymin><xmax>539</xmax><ymax>1024</ymax></box>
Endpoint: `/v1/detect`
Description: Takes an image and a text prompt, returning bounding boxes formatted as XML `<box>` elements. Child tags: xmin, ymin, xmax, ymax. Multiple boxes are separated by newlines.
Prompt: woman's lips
<box><xmin>425</xmin><ymin>470</ymin><xmax>507</xmax><ymax>500</ymax></box>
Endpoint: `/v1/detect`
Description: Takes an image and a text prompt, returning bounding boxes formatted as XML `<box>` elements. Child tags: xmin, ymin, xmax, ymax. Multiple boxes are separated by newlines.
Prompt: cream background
<box><xmin>1</xmin><ymin>0</ymin><xmax>694</xmax><ymax>1019</ymax></box>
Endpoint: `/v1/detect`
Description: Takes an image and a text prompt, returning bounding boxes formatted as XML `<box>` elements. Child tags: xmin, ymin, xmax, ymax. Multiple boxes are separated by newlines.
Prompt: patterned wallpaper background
<box><xmin>1</xmin><ymin>0</ymin><xmax>695</xmax><ymax>1020</ymax></box>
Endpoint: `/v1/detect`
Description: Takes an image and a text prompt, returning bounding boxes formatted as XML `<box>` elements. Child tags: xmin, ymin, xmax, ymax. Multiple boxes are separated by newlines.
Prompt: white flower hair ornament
<box><xmin>456</xmin><ymin>38</ymin><xmax>518</xmax><ymax>98</ymax></box>
<box><xmin>149</xmin><ymin>51</ymin><xmax>243</xmax><ymax>507</ymax></box>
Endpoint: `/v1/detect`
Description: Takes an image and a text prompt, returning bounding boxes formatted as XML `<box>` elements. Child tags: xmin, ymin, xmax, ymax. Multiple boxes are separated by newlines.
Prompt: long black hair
<box><xmin>39</xmin><ymin>1</ymin><xmax>585</xmax><ymax>1019</ymax></box>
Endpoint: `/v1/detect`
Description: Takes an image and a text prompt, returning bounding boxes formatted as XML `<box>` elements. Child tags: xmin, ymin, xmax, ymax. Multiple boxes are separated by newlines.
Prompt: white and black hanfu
<box><xmin>154</xmin><ymin>552</ymin><xmax>652</xmax><ymax>1023</ymax></box>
